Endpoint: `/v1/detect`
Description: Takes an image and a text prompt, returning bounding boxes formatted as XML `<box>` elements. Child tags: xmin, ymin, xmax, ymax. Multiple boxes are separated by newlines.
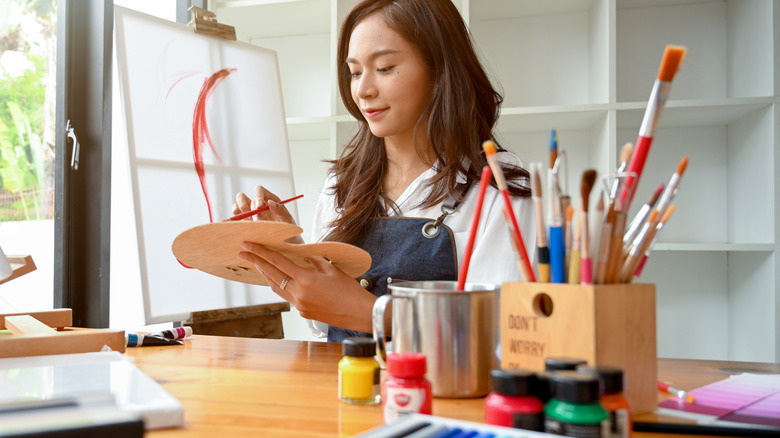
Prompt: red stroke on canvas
<box><xmin>192</xmin><ymin>68</ymin><xmax>236</xmax><ymax>222</ymax></box>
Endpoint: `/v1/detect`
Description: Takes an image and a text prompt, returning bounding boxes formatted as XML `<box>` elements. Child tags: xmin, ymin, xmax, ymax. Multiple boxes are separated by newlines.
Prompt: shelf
<box><xmin>615</xmin><ymin>98</ymin><xmax>777</xmax><ymax>129</ymax></box>
<box><xmin>469</xmin><ymin>0</ymin><xmax>595</xmax><ymax>20</ymax></box>
<box><xmin>213</xmin><ymin>0</ymin><xmax>780</xmax><ymax>362</ymax></box>
<box><xmin>616</xmin><ymin>0</ymin><xmax>774</xmax><ymax>101</ymax></box>
<box><xmin>653</xmin><ymin>243</ymin><xmax>775</xmax><ymax>252</ymax></box>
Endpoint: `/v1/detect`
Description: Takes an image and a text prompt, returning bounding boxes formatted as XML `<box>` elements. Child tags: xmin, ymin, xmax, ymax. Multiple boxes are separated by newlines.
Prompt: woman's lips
<box><xmin>364</xmin><ymin>108</ymin><xmax>386</xmax><ymax>119</ymax></box>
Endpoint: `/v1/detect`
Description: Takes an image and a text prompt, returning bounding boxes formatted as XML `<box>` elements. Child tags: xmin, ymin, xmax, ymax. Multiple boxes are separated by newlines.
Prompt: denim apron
<box><xmin>327</xmin><ymin>182</ymin><xmax>471</xmax><ymax>343</ymax></box>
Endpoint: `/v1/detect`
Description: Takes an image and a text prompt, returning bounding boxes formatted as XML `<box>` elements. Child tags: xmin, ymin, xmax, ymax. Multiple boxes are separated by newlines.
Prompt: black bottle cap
<box><xmin>342</xmin><ymin>337</ymin><xmax>376</xmax><ymax>357</ymax></box>
<box><xmin>576</xmin><ymin>365</ymin><xmax>624</xmax><ymax>395</ymax></box>
<box><xmin>545</xmin><ymin>356</ymin><xmax>587</xmax><ymax>371</ymax></box>
<box><xmin>550</xmin><ymin>370</ymin><xmax>602</xmax><ymax>403</ymax></box>
<box><xmin>535</xmin><ymin>371</ymin><xmax>553</xmax><ymax>403</ymax></box>
<box><xmin>490</xmin><ymin>369</ymin><xmax>538</xmax><ymax>397</ymax></box>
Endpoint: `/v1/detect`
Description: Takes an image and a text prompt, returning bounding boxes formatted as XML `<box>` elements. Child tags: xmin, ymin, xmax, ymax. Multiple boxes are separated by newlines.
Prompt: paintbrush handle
<box><xmin>605</xmin><ymin>212</ymin><xmax>627</xmax><ymax>283</ymax></box>
<box><xmin>595</xmin><ymin>222</ymin><xmax>612</xmax><ymax>284</ymax></box>
<box><xmin>537</xmin><ymin>247</ymin><xmax>550</xmax><ymax>283</ymax></box>
<box><xmin>500</xmin><ymin>191</ymin><xmax>536</xmax><ymax>283</ymax></box>
<box><xmin>227</xmin><ymin>194</ymin><xmax>304</xmax><ymax>221</ymax></box>
<box><xmin>457</xmin><ymin>166</ymin><xmax>492</xmax><ymax>290</ymax></box>
<box><xmin>549</xmin><ymin>226</ymin><xmax>565</xmax><ymax>283</ymax></box>
<box><xmin>620</xmin><ymin>225</ymin><xmax>658</xmax><ymax>282</ymax></box>
<box><xmin>568</xmin><ymin>249</ymin><xmax>581</xmax><ymax>284</ymax></box>
<box><xmin>578</xmin><ymin>211</ymin><xmax>593</xmax><ymax>284</ymax></box>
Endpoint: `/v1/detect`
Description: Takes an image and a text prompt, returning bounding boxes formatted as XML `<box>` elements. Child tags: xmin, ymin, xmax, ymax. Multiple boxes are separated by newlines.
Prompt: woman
<box><xmin>236</xmin><ymin>0</ymin><xmax>535</xmax><ymax>342</ymax></box>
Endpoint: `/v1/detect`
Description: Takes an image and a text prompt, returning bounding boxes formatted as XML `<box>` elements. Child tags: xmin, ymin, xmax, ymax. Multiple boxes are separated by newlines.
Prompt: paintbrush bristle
<box><xmin>620</xmin><ymin>142</ymin><xmax>633</xmax><ymax>164</ymax></box>
<box><xmin>566</xmin><ymin>205</ymin><xmax>574</xmax><ymax>223</ymax></box>
<box><xmin>677</xmin><ymin>155</ymin><xmax>689</xmax><ymax>175</ymax></box>
<box><xmin>549</xmin><ymin>130</ymin><xmax>558</xmax><ymax>169</ymax></box>
<box><xmin>661</xmin><ymin>205</ymin><xmax>676</xmax><ymax>223</ymax></box>
<box><xmin>649</xmin><ymin>183</ymin><xmax>664</xmax><ymax>207</ymax></box>
<box><xmin>532</xmin><ymin>163</ymin><xmax>543</xmax><ymax>198</ymax></box>
<box><xmin>647</xmin><ymin>209</ymin><xmax>659</xmax><ymax>223</ymax></box>
<box><xmin>482</xmin><ymin>140</ymin><xmax>497</xmax><ymax>156</ymax></box>
<box><xmin>581</xmin><ymin>169</ymin><xmax>597</xmax><ymax>212</ymax></box>
<box><xmin>658</xmin><ymin>45</ymin><xmax>687</xmax><ymax>82</ymax></box>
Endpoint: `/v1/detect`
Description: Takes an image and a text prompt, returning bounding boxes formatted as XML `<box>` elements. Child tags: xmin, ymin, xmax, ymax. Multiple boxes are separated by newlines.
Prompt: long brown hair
<box><xmin>328</xmin><ymin>0</ymin><xmax>530</xmax><ymax>243</ymax></box>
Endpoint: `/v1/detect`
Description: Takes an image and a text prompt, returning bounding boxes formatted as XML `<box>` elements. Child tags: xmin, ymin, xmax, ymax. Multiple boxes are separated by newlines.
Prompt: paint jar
<box><xmin>544</xmin><ymin>370</ymin><xmax>608</xmax><ymax>437</ymax></box>
<box><xmin>381</xmin><ymin>352</ymin><xmax>432</xmax><ymax>424</ymax></box>
<box><xmin>578</xmin><ymin>365</ymin><xmax>632</xmax><ymax>438</ymax></box>
<box><xmin>536</xmin><ymin>371</ymin><xmax>553</xmax><ymax>403</ymax></box>
<box><xmin>484</xmin><ymin>369</ymin><xmax>544</xmax><ymax>431</ymax></box>
<box><xmin>338</xmin><ymin>337</ymin><xmax>380</xmax><ymax>405</ymax></box>
<box><xmin>545</xmin><ymin>356</ymin><xmax>587</xmax><ymax>371</ymax></box>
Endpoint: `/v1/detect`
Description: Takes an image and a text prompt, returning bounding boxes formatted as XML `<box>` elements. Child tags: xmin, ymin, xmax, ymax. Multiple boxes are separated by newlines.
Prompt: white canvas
<box><xmin>114</xmin><ymin>6</ymin><xmax>294</xmax><ymax>324</ymax></box>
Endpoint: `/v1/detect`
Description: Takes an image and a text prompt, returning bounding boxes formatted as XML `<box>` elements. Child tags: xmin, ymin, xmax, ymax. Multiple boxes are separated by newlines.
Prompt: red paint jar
<box><xmin>381</xmin><ymin>352</ymin><xmax>432</xmax><ymax>424</ymax></box>
<box><xmin>485</xmin><ymin>369</ymin><xmax>545</xmax><ymax>431</ymax></box>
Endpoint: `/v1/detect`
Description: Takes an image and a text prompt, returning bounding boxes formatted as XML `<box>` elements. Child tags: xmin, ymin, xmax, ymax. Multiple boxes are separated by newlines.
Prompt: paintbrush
<box><xmin>624</xmin><ymin>183</ymin><xmax>664</xmax><ymax>249</ymax></box>
<box><xmin>457</xmin><ymin>166</ymin><xmax>492</xmax><ymax>290</ymax></box>
<box><xmin>565</xmin><ymin>204</ymin><xmax>574</xmax><ymax>277</ymax></box>
<box><xmin>531</xmin><ymin>162</ymin><xmax>549</xmax><ymax>282</ymax></box>
<box><xmin>579</xmin><ymin>169</ymin><xmax>597</xmax><ymax>284</ymax></box>
<box><xmin>590</xmin><ymin>190</ymin><xmax>604</xmax><ymax>269</ymax></box>
<box><xmin>483</xmin><ymin>141</ymin><xmax>536</xmax><ymax>282</ymax></box>
<box><xmin>549</xmin><ymin>168</ymin><xmax>566</xmax><ymax>283</ymax></box>
<box><xmin>628</xmin><ymin>205</ymin><xmax>676</xmax><ymax>282</ymax></box>
<box><xmin>227</xmin><ymin>194</ymin><xmax>304</xmax><ymax>221</ymax></box>
<box><xmin>567</xmin><ymin>205</ymin><xmax>579</xmax><ymax>284</ymax></box>
<box><xmin>595</xmin><ymin>192</ymin><xmax>614</xmax><ymax>284</ymax></box>
<box><xmin>654</xmin><ymin>155</ymin><xmax>689</xmax><ymax>219</ymax></box>
<box><xmin>621</xmin><ymin>45</ymin><xmax>687</xmax><ymax>210</ymax></box>
<box><xmin>605</xmin><ymin>143</ymin><xmax>634</xmax><ymax>283</ymax></box>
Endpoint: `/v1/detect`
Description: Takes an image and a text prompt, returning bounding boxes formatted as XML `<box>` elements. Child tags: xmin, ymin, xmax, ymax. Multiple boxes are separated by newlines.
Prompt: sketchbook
<box><xmin>0</xmin><ymin>351</ymin><xmax>183</xmax><ymax>430</ymax></box>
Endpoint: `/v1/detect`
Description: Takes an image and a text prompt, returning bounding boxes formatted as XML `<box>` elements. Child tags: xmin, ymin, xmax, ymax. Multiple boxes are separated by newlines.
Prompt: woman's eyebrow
<box><xmin>346</xmin><ymin>48</ymin><xmax>401</xmax><ymax>64</ymax></box>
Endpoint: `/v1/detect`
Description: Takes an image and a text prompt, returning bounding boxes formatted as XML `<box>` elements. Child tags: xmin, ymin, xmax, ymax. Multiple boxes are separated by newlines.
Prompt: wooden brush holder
<box><xmin>500</xmin><ymin>282</ymin><xmax>657</xmax><ymax>414</ymax></box>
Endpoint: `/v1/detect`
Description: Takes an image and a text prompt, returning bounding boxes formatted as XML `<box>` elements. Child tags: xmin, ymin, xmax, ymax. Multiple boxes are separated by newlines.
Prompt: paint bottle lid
<box><xmin>342</xmin><ymin>337</ymin><xmax>376</xmax><ymax>358</ymax></box>
<box><xmin>535</xmin><ymin>371</ymin><xmax>553</xmax><ymax>403</ymax></box>
<box><xmin>545</xmin><ymin>356</ymin><xmax>587</xmax><ymax>371</ymax></box>
<box><xmin>576</xmin><ymin>365</ymin><xmax>624</xmax><ymax>395</ymax></box>
<box><xmin>490</xmin><ymin>369</ymin><xmax>538</xmax><ymax>397</ymax></box>
<box><xmin>550</xmin><ymin>370</ymin><xmax>602</xmax><ymax>403</ymax></box>
<box><xmin>386</xmin><ymin>352</ymin><xmax>426</xmax><ymax>378</ymax></box>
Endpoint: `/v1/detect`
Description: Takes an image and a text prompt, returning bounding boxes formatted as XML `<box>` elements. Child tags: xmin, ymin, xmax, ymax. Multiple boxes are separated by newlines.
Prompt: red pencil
<box><xmin>457</xmin><ymin>166</ymin><xmax>492</xmax><ymax>290</ymax></box>
<box><xmin>227</xmin><ymin>194</ymin><xmax>304</xmax><ymax>221</ymax></box>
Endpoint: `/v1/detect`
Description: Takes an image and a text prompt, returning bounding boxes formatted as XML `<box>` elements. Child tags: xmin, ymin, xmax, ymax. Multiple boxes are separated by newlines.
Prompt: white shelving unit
<box><xmin>212</xmin><ymin>0</ymin><xmax>779</xmax><ymax>362</ymax></box>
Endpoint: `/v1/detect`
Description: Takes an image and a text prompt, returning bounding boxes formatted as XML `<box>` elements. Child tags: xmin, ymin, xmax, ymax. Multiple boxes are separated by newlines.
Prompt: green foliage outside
<box><xmin>0</xmin><ymin>0</ymin><xmax>56</xmax><ymax>221</ymax></box>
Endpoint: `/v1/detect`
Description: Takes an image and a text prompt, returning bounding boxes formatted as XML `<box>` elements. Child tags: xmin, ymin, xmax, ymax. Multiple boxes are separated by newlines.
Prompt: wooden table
<box><xmin>126</xmin><ymin>335</ymin><xmax>780</xmax><ymax>437</ymax></box>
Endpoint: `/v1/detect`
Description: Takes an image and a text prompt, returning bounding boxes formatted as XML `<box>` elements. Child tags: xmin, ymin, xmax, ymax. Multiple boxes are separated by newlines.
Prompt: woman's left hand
<box><xmin>238</xmin><ymin>241</ymin><xmax>378</xmax><ymax>333</ymax></box>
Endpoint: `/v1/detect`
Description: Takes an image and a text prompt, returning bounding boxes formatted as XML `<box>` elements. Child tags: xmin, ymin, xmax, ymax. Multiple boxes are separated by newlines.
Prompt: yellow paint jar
<box><xmin>339</xmin><ymin>337</ymin><xmax>380</xmax><ymax>405</ymax></box>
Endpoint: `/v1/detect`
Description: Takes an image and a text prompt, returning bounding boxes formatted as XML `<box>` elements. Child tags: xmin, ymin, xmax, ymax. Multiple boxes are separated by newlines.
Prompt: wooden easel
<box><xmin>181</xmin><ymin>7</ymin><xmax>294</xmax><ymax>338</ymax></box>
<box><xmin>0</xmin><ymin>256</ymin><xmax>125</xmax><ymax>358</ymax></box>
<box><xmin>188</xmin><ymin>6</ymin><xmax>236</xmax><ymax>40</ymax></box>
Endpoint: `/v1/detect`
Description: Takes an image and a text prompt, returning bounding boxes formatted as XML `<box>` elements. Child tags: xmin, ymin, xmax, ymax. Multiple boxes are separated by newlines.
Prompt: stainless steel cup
<box><xmin>372</xmin><ymin>280</ymin><xmax>500</xmax><ymax>398</ymax></box>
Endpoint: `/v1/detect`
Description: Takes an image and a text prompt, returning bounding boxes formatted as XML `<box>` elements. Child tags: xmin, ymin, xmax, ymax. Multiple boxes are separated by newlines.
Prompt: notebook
<box><xmin>0</xmin><ymin>350</ymin><xmax>183</xmax><ymax>430</ymax></box>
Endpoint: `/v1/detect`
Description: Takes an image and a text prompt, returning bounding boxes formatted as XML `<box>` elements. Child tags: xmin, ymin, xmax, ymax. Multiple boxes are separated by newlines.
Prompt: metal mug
<box><xmin>372</xmin><ymin>280</ymin><xmax>500</xmax><ymax>398</ymax></box>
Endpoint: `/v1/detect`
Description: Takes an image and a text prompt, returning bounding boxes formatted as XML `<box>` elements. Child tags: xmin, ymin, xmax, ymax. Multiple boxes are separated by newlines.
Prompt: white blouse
<box><xmin>308</xmin><ymin>151</ymin><xmax>537</xmax><ymax>338</ymax></box>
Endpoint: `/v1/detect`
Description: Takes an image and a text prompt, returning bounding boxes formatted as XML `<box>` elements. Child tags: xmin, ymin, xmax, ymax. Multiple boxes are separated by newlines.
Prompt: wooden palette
<box><xmin>171</xmin><ymin>221</ymin><xmax>372</xmax><ymax>286</ymax></box>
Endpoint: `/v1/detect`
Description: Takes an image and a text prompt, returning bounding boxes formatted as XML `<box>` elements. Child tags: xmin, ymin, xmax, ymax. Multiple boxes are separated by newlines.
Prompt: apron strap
<box><xmin>421</xmin><ymin>180</ymin><xmax>474</xmax><ymax>239</ymax></box>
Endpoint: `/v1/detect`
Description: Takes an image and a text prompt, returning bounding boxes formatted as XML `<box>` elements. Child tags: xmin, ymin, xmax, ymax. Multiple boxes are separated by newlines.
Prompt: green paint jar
<box><xmin>544</xmin><ymin>370</ymin><xmax>608</xmax><ymax>438</ymax></box>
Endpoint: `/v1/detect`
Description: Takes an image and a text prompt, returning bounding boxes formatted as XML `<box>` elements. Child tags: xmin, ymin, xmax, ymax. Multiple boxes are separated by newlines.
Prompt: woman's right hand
<box><xmin>233</xmin><ymin>186</ymin><xmax>294</xmax><ymax>223</ymax></box>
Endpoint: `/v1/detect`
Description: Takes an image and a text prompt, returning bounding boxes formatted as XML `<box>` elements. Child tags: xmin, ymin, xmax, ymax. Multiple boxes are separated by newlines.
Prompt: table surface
<box><xmin>125</xmin><ymin>335</ymin><xmax>780</xmax><ymax>438</ymax></box>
